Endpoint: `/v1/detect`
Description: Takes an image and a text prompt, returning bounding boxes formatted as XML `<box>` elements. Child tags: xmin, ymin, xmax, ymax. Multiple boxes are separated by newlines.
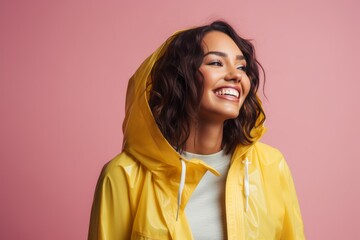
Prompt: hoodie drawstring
<box><xmin>176</xmin><ymin>159</ymin><xmax>186</xmax><ymax>221</ymax></box>
<box><xmin>242</xmin><ymin>157</ymin><xmax>251</xmax><ymax>212</ymax></box>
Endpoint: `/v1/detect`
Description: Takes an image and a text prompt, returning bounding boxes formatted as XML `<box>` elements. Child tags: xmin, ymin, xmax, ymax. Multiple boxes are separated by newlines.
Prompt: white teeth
<box><xmin>215</xmin><ymin>88</ymin><xmax>240</xmax><ymax>98</ymax></box>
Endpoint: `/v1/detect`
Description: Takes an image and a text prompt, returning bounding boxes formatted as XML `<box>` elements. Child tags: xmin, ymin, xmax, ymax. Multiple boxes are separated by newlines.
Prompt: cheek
<box><xmin>201</xmin><ymin>72</ymin><xmax>212</xmax><ymax>86</ymax></box>
<box><xmin>199</xmin><ymin>67</ymin><xmax>220</xmax><ymax>86</ymax></box>
<box><xmin>243</xmin><ymin>76</ymin><xmax>251</xmax><ymax>97</ymax></box>
<box><xmin>201</xmin><ymin>75</ymin><xmax>216</xmax><ymax>93</ymax></box>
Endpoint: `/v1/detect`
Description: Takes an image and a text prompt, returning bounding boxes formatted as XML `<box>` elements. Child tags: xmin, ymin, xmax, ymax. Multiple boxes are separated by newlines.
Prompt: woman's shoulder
<box><xmin>250</xmin><ymin>142</ymin><xmax>297</xmax><ymax>189</ymax></box>
<box><xmin>251</xmin><ymin>141</ymin><xmax>286</xmax><ymax>166</ymax></box>
<box><xmin>98</xmin><ymin>151</ymin><xmax>143</xmax><ymax>182</ymax></box>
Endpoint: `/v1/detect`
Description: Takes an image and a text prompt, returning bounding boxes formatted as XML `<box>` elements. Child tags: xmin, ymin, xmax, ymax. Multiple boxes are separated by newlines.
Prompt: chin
<box><xmin>223</xmin><ymin>111</ymin><xmax>240</xmax><ymax>120</ymax></box>
<box><xmin>227</xmin><ymin>114</ymin><xmax>240</xmax><ymax>120</ymax></box>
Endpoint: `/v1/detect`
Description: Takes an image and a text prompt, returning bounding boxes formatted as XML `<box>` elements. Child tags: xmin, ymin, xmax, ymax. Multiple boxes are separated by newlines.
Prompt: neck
<box><xmin>185</xmin><ymin>121</ymin><xmax>224</xmax><ymax>155</ymax></box>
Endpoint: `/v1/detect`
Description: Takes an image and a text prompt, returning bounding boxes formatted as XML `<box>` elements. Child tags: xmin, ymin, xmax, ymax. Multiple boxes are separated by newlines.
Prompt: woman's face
<box><xmin>198</xmin><ymin>31</ymin><xmax>251</xmax><ymax>123</ymax></box>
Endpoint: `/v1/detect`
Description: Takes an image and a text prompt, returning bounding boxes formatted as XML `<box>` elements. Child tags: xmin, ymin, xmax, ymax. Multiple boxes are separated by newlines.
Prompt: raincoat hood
<box><xmin>121</xmin><ymin>31</ymin><xmax>266</xmax><ymax>174</ymax></box>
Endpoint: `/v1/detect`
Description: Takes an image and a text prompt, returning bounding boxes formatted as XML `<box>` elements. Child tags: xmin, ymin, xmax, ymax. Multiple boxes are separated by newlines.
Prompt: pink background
<box><xmin>1</xmin><ymin>1</ymin><xmax>359</xmax><ymax>239</ymax></box>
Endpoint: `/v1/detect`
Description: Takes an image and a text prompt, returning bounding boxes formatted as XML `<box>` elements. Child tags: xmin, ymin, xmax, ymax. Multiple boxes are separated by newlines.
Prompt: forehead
<box><xmin>202</xmin><ymin>31</ymin><xmax>242</xmax><ymax>54</ymax></box>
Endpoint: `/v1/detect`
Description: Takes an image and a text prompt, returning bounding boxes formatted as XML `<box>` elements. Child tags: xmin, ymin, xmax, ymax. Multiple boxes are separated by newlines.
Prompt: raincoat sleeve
<box><xmin>279</xmin><ymin>158</ymin><xmax>306</xmax><ymax>240</ymax></box>
<box><xmin>88</xmin><ymin>162</ymin><xmax>132</xmax><ymax>240</ymax></box>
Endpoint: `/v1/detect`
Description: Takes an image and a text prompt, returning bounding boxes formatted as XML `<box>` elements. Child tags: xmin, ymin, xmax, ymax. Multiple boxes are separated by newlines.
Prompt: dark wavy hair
<box><xmin>148</xmin><ymin>20</ymin><xmax>265</xmax><ymax>154</ymax></box>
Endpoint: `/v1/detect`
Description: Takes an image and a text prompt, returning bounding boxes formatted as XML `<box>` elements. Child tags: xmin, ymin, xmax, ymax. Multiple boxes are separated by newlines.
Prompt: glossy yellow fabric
<box><xmin>88</xmin><ymin>33</ymin><xmax>305</xmax><ymax>240</ymax></box>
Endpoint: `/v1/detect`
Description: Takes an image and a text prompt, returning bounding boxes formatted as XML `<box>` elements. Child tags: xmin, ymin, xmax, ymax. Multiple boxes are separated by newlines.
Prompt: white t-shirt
<box><xmin>182</xmin><ymin>150</ymin><xmax>231</xmax><ymax>240</ymax></box>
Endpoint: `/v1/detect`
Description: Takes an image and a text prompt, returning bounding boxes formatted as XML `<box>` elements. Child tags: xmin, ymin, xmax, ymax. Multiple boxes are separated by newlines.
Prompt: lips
<box><xmin>214</xmin><ymin>87</ymin><xmax>240</xmax><ymax>99</ymax></box>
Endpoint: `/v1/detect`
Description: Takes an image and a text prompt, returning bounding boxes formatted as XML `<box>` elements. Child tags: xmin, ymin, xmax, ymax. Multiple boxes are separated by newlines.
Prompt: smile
<box><xmin>214</xmin><ymin>88</ymin><xmax>240</xmax><ymax>99</ymax></box>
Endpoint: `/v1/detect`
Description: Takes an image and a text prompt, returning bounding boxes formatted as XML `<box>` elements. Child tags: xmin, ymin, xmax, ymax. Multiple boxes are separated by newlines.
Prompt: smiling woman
<box><xmin>88</xmin><ymin>21</ymin><xmax>305</xmax><ymax>240</ymax></box>
<box><xmin>198</xmin><ymin>31</ymin><xmax>251</xmax><ymax>128</ymax></box>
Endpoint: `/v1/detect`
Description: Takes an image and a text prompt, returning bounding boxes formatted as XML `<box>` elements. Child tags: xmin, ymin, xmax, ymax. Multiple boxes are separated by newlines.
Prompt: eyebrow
<box><xmin>203</xmin><ymin>51</ymin><xmax>245</xmax><ymax>61</ymax></box>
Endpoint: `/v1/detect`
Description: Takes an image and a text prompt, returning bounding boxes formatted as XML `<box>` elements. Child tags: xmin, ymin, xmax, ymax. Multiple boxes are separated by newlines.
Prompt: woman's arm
<box><xmin>88</xmin><ymin>162</ymin><xmax>133</xmax><ymax>240</ymax></box>
<box><xmin>279</xmin><ymin>158</ymin><xmax>306</xmax><ymax>240</ymax></box>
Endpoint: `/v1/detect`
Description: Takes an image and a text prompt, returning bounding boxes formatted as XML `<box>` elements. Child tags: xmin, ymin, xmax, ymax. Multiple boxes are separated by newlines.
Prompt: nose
<box><xmin>225</xmin><ymin>67</ymin><xmax>242</xmax><ymax>83</ymax></box>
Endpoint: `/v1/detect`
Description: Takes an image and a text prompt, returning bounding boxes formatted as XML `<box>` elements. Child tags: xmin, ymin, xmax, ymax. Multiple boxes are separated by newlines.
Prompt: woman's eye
<box><xmin>237</xmin><ymin>65</ymin><xmax>247</xmax><ymax>71</ymax></box>
<box><xmin>208</xmin><ymin>61</ymin><xmax>223</xmax><ymax>66</ymax></box>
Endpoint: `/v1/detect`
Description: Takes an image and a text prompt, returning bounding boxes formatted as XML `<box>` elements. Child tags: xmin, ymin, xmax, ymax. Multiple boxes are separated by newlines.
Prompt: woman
<box><xmin>88</xmin><ymin>21</ymin><xmax>305</xmax><ymax>239</ymax></box>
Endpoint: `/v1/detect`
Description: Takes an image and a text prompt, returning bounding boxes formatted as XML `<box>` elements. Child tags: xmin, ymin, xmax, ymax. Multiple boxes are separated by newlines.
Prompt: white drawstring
<box><xmin>242</xmin><ymin>157</ymin><xmax>251</xmax><ymax>212</ymax></box>
<box><xmin>176</xmin><ymin>159</ymin><xmax>186</xmax><ymax>221</ymax></box>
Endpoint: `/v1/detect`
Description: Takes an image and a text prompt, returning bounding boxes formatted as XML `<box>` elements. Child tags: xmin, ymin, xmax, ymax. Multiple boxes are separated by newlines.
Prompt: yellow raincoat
<box><xmin>88</xmin><ymin>34</ymin><xmax>305</xmax><ymax>240</ymax></box>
